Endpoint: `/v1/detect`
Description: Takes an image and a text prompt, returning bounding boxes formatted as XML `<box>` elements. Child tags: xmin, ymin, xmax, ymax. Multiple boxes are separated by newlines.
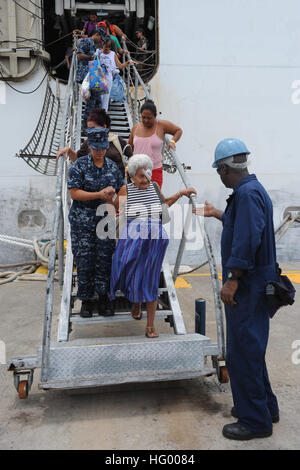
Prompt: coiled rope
<box><xmin>0</xmin><ymin>236</ymin><xmax>59</xmax><ymax>285</ymax></box>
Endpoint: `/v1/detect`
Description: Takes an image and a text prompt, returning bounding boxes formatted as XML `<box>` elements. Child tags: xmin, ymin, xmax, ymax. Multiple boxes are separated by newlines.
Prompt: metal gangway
<box><xmin>8</xmin><ymin>44</ymin><xmax>227</xmax><ymax>399</ymax></box>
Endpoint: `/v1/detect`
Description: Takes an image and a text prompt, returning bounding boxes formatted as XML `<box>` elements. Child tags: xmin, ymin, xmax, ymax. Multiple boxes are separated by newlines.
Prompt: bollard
<box><xmin>195</xmin><ymin>298</ymin><xmax>206</xmax><ymax>336</ymax></box>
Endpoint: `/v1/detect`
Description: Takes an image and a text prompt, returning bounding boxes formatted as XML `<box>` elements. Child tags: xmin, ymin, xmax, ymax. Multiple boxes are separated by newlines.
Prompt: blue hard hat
<box><xmin>213</xmin><ymin>138</ymin><xmax>250</xmax><ymax>168</ymax></box>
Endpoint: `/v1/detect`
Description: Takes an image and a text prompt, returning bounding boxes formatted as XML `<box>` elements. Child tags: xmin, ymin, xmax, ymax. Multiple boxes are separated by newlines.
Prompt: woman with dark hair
<box><xmin>127</xmin><ymin>100</ymin><xmax>183</xmax><ymax>188</ymax></box>
<box><xmin>82</xmin><ymin>12</ymin><xmax>98</xmax><ymax>37</ymax></box>
<box><xmin>57</xmin><ymin>108</ymin><xmax>132</xmax><ymax>176</ymax></box>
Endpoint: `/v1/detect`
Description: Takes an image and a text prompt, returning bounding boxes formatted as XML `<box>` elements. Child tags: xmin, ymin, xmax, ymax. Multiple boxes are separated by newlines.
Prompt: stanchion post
<box><xmin>195</xmin><ymin>298</ymin><xmax>206</xmax><ymax>336</ymax></box>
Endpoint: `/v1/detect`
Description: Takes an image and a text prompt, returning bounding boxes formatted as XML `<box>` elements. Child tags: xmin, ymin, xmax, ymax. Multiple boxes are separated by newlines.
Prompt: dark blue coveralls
<box><xmin>68</xmin><ymin>154</ymin><xmax>124</xmax><ymax>301</ymax></box>
<box><xmin>221</xmin><ymin>174</ymin><xmax>279</xmax><ymax>432</ymax></box>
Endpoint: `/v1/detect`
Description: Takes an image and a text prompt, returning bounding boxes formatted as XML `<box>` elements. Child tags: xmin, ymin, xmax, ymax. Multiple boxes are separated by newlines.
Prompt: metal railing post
<box><xmin>134</xmin><ymin>72</ymin><xmax>138</xmax><ymax>125</ymax></box>
<box><xmin>167</xmin><ymin>141</ymin><xmax>226</xmax><ymax>359</ymax></box>
<box><xmin>41</xmin><ymin>44</ymin><xmax>79</xmax><ymax>382</ymax></box>
<box><xmin>41</xmin><ymin>156</ymin><xmax>64</xmax><ymax>382</ymax></box>
<box><xmin>172</xmin><ymin>199</ymin><xmax>193</xmax><ymax>282</ymax></box>
<box><xmin>58</xmin><ymin>205</ymin><xmax>64</xmax><ymax>288</ymax></box>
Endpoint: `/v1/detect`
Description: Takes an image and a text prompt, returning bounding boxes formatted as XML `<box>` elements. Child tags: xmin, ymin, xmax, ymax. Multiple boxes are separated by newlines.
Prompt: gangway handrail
<box><xmin>122</xmin><ymin>40</ymin><xmax>151</xmax><ymax>99</ymax></box>
<box><xmin>122</xmin><ymin>41</ymin><xmax>151</xmax><ymax>125</ymax></box>
<box><xmin>41</xmin><ymin>44</ymin><xmax>79</xmax><ymax>383</ymax></box>
<box><xmin>121</xmin><ymin>46</ymin><xmax>226</xmax><ymax>359</ymax></box>
<box><xmin>165</xmin><ymin>140</ymin><xmax>225</xmax><ymax>358</ymax></box>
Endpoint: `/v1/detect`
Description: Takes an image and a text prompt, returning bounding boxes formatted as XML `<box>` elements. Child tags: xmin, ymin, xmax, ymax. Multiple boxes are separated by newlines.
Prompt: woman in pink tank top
<box><xmin>127</xmin><ymin>100</ymin><xmax>183</xmax><ymax>188</ymax></box>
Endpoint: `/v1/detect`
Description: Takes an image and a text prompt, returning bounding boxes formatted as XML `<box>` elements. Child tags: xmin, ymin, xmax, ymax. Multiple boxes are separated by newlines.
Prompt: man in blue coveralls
<box><xmin>195</xmin><ymin>138</ymin><xmax>279</xmax><ymax>440</ymax></box>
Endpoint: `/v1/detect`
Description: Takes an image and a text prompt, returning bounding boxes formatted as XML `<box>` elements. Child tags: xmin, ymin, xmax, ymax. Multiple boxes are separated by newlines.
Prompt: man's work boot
<box><xmin>98</xmin><ymin>294</ymin><xmax>106</xmax><ymax>316</ymax></box>
<box><xmin>80</xmin><ymin>300</ymin><xmax>94</xmax><ymax>318</ymax></box>
<box><xmin>222</xmin><ymin>422</ymin><xmax>272</xmax><ymax>441</ymax></box>
<box><xmin>103</xmin><ymin>296</ymin><xmax>115</xmax><ymax>317</ymax></box>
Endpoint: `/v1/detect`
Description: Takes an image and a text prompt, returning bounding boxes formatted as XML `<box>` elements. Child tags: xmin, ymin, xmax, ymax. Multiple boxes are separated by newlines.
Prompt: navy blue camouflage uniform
<box><xmin>68</xmin><ymin>154</ymin><xmax>124</xmax><ymax>300</ymax></box>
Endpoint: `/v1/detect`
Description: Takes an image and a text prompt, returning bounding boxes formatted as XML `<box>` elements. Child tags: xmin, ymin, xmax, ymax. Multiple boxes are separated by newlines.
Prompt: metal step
<box><xmin>108</xmin><ymin>111</ymin><xmax>127</xmax><ymax>116</ymax></box>
<box><xmin>112</xmin><ymin>132</ymin><xmax>130</xmax><ymax>138</ymax></box>
<box><xmin>110</xmin><ymin>123</ymin><xmax>130</xmax><ymax>129</ymax></box>
<box><xmin>109</xmin><ymin>106</ymin><xmax>126</xmax><ymax>111</ymax></box>
<box><xmin>71</xmin><ymin>288</ymin><xmax>169</xmax><ymax>300</ymax></box>
<box><xmin>110</xmin><ymin>107</ymin><xmax>127</xmax><ymax>112</ymax></box>
<box><xmin>109</xmin><ymin>103</ymin><xmax>126</xmax><ymax>108</ymax></box>
<box><xmin>39</xmin><ymin>333</ymin><xmax>213</xmax><ymax>390</ymax></box>
<box><xmin>110</xmin><ymin>120</ymin><xmax>131</xmax><ymax>126</ymax></box>
<box><xmin>70</xmin><ymin>309</ymin><xmax>173</xmax><ymax>325</ymax></box>
<box><xmin>110</xmin><ymin>126</ymin><xmax>131</xmax><ymax>132</ymax></box>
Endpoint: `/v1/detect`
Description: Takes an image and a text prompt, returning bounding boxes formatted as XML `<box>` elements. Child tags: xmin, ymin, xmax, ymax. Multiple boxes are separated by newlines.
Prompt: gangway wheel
<box><xmin>13</xmin><ymin>370</ymin><xmax>33</xmax><ymax>399</ymax></box>
<box><xmin>18</xmin><ymin>380</ymin><xmax>29</xmax><ymax>399</ymax></box>
<box><xmin>218</xmin><ymin>366</ymin><xmax>229</xmax><ymax>384</ymax></box>
<box><xmin>212</xmin><ymin>356</ymin><xmax>230</xmax><ymax>384</ymax></box>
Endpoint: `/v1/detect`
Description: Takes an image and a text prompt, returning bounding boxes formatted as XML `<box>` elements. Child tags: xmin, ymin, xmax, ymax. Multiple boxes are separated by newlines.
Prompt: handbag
<box><xmin>266</xmin><ymin>263</ymin><xmax>296</xmax><ymax>318</ymax></box>
<box><xmin>80</xmin><ymin>72</ymin><xmax>91</xmax><ymax>101</ymax></box>
<box><xmin>152</xmin><ymin>182</ymin><xmax>171</xmax><ymax>225</ymax></box>
<box><xmin>88</xmin><ymin>57</ymin><xmax>109</xmax><ymax>94</ymax></box>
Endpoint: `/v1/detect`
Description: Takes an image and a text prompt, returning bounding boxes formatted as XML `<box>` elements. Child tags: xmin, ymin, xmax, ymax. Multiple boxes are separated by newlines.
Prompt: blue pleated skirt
<box><xmin>110</xmin><ymin>219</ymin><xmax>169</xmax><ymax>303</ymax></box>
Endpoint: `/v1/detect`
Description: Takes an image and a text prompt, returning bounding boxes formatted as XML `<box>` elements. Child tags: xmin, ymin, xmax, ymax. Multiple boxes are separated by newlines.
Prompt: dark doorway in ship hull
<box><xmin>43</xmin><ymin>0</ymin><xmax>158</xmax><ymax>83</ymax></box>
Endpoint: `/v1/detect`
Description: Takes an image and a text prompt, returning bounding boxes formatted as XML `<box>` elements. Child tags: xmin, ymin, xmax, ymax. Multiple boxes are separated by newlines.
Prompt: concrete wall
<box><xmin>151</xmin><ymin>0</ymin><xmax>300</xmax><ymax>263</ymax></box>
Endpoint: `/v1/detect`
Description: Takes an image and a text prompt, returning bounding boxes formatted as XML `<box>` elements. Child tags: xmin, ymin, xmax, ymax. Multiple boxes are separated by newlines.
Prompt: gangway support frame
<box><xmin>8</xmin><ymin>40</ymin><xmax>227</xmax><ymax>399</ymax></box>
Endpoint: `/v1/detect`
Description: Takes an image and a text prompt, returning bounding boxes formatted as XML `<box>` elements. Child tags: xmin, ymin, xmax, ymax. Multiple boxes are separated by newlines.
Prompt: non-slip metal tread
<box><xmin>53</xmin><ymin>333</ymin><xmax>210</xmax><ymax>347</ymax></box>
<box><xmin>70</xmin><ymin>310</ymin><xmax>172</xmax><ymax>325</ymax></box>
<box><xmin>40</xmin><ymin>334</ymin><xmax>212</xmax><ymax>389</ymax></box>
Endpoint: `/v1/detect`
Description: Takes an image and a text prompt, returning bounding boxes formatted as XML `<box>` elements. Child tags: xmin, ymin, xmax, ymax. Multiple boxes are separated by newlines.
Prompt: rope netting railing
<box><xmin>16</xmin><ymin>80</ymin><xmax>63</xmax><ymax>176</ymax></box>
<box><xmin>16</xmin><ymin>44</ymin><xmax>81</xmax><ymax>177</ymax></box>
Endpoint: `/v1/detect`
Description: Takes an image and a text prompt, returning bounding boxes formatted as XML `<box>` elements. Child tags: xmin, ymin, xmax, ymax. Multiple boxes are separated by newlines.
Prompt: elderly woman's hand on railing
<box><xmin>180</xmin><ymin>187</ymin><xmax>197</xmax><ymax>198</ymax></box>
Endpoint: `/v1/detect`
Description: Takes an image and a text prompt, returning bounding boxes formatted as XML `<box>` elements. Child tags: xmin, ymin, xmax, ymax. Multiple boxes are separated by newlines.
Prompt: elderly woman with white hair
<box><xmin>110</xmin><ymin>154</ymin><xmax>196</xmax><ymax>338</ymax></box>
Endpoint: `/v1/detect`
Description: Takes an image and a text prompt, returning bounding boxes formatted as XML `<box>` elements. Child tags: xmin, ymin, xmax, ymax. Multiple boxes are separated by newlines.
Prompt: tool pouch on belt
<box><xmin>266</xmin><ymin>263</ymin><xmax>296</xmax><ymax>318</ymax></box>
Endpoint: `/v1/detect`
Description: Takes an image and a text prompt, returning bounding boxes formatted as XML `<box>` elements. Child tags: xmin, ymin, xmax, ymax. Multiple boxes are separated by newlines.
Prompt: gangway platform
<box><xmin>8</xmin><ymin>43</ymin><xmax>227</xmax><ymax>399</ymax></box>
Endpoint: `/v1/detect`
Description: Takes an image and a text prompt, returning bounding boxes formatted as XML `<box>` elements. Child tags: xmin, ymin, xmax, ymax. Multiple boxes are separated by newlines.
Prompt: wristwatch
<box><xmin>227</xmin><ymin>271</ymin><xmax>239</xmax><ymax>281</ymax></box>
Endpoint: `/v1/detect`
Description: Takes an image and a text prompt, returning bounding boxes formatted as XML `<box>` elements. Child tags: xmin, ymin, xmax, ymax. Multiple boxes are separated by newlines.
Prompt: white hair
<box><xmin>127</xmin><ymin>154</ymin><xmax>153</xmax><ymax>176</ymax></box>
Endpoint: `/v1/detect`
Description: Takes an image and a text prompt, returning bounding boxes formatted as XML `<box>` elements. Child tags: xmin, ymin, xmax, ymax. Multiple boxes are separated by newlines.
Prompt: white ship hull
<box><xmin>1</xmin><ymin>0</ymin><xmax>300</xmax><ymax>265</ymax></box>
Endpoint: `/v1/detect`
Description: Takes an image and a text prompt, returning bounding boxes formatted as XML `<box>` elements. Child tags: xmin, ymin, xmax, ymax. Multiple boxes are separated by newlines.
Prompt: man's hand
<box><xmin>221</xmin><ymin>280</ymin><xmax>238</xmax><ymax>306</ymax></box>
<box><xmin>193</xmin><ymin>201</ymin><xmax>223</xmax><ymax>220</ymax></box>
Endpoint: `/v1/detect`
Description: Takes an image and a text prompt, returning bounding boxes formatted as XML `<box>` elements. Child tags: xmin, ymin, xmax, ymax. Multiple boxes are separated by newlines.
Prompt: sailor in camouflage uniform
<box><xmin>68</xmin><ymin>126</ymin><xmax>125</xmax><ymax>317</ymax></box>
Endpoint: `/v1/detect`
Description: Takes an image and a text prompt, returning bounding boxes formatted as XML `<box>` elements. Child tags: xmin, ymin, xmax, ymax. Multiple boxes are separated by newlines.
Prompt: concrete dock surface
<box><xmin>0</xmin><ymin>263</ymin><xmax>299</xmax><ymax>450</ymax></box>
